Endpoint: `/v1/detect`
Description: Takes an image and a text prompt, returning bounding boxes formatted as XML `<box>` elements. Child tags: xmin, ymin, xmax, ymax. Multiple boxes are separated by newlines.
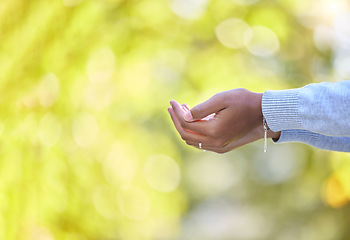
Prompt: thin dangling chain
<box><xmin>263</xmin><ymin>117</ymin><xmax>269</xmax><ymax>153</ymax></box>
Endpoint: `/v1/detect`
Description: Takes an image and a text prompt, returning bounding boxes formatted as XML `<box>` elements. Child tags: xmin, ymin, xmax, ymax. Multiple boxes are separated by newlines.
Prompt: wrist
<box><xmin>256</xmin><ymin>92</ymin><xmax>281</xmax><ymax>140</ymax></box>
<box><xmin>251</xmin><ymin>91</ymin><xmax>281</xmax><ymax>140</ymax></box>
<box><xmin>268</xmin><ymin>130</ymin><xmax>281</xmax><ymax>140</ymax></box>
<box><xmin>249</xmin><ymin>91</ymin><xmax>264</xmax><ymax>128</ymax></box>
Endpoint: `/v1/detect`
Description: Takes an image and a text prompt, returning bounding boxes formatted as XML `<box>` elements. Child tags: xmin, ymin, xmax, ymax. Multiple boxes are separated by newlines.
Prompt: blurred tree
<box><xmin>0</xmin><ymin>0</ymin><xmax>349</xmax><ymax>239</ymax></box>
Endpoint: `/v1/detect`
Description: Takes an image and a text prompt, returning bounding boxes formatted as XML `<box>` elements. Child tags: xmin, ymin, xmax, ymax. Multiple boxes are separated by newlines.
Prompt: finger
<box><xmin>168</xmin><ymin>107</ymin><xmax>209</xmax><ymax>143</ymax></box>
<box><xmin>185</xmin><ymin>140</ymin><xmax>229</xmax><ymax>153</ymax></box>
<box><xmin>183</xmin><ymin>93</ymin><xmax>228</xmax><ymax>122</ymax></box>
<box><xmin>186</xmin><ymin>138</ymin><xmax>243</xmax><ymax>154</ymax></box>
<box><xmin>169</xmin><ymin>107</ymin><xmax>209</xmax><ymax>143</ymax></box>
<box><xmin>189</xmin><ymin>126</ymin><xmax>263</xmax><ymax>153</ymax></box>
<box><xmin>185</xmin><ymin>140</ymin><xmax>225</xmax><ymax>149</ymax></box>
<box><xmin>181</xmin><ymin>104</ymin><xmax>190</xmax><ymax>111</ymax></box>
<box><xmin>170</xmin><ymin>100</ymin><xmax>213</xmax><ymax>136</ymax></box>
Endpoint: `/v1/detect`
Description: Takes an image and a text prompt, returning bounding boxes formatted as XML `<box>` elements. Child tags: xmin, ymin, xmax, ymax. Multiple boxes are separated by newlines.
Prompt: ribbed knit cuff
<box><xmin>273</xmin><ymin>130</ymin><xmax>350</xmax><ymax>152</ymax></box>
<box><xmin>274</xmin><ymin>130</ymin><xmax>319</xmax><ymax>144</ymax></box>
<box><xmin>262</xmin><ymin>89</ymin><xmax>303</xmax><ymax>132</ymax></box>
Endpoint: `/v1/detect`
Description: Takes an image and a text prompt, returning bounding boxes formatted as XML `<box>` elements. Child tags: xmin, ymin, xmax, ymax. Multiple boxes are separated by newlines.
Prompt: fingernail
<box><xmin>183</xmin><ymin>111</ymin><xmax>193</xmax><ymax>121</ymax></box>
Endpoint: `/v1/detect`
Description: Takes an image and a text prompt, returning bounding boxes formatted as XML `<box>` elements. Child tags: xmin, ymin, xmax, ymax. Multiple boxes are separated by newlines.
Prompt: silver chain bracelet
<box><xmin>263</xmin><ymin>117</ymin><xmax>269</xmax><ymax>153</ymax></box>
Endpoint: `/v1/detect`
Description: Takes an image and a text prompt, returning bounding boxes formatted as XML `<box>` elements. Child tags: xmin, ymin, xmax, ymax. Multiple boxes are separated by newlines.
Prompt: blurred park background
<box><xmin>1</xmin><ymin>0</ymin><xmax>350</xmax><ymax>239</ymax></box>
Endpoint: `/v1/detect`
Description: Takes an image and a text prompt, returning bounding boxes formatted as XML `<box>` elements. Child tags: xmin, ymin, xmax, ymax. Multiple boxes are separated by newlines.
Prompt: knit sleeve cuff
<box><xmin>262</xmin><ymin>89</ymin><xmax>303</xmax><ymax>132</ymax></box>
<box><xmin>274</xmin><ymin>130</ymin><xmax>319</xmax><ymax>144</ymax></box>
<box><xmin>273</xmin><ymin>130</ymin><xmax>350</xmax><ymax>152</ymax></box>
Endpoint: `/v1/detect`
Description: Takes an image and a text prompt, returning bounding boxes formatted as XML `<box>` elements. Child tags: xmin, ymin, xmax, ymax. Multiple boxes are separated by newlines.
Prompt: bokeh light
<box><xmin>116</xmin><ymin>186</ymin><xmax>150</xmax><ymax>220</ymax></box>
<box><xmin>184</xmin><ymin>152</ymin><xmax>244</xmax><ymax>197</ymax></box>
<box><xmin>252</xmin><ymin>144</ymin><xmax>305</xmax><ymax>184</ymax></box>
<box><xmin>231</xmin><ymin>0</ymin><xmax>260</xmax><ymax>6</ymax></box>
<box><xmin>38</xmin><ymin>73</ymin><xmax>60</xmax><ymax>108</ymax></box>
<box><xmin>215</xmin><ymin>18</ymin><xmax>251</xmax><ymax>49</ymax></box>
<box><xmin>144</xmin><ymin>154</ymin><xmax>181</xmax><ymax>193</ymax></box>
<box><xmin>103</xmin><ymin>142</ymin><xmax>137</xmax><ymax>188</ymax></box>
<box><xmin>170</xmin><ymin>0</ymin><xmax>209</xmax><ymax>20</ymax></box>
<box><xmin>39</xmin><ymin>113</ymin><xmax>62</xmax><ymax>147</ymax></box>
<box><xmin>244</xmin><ymin>25</ymin><xmax>280</xmax><ymax>57</ymax></box>
<box><xmin>72</xmin><ymin>112</ymin><xmax>99</xmax><ymax>148</ymax></box>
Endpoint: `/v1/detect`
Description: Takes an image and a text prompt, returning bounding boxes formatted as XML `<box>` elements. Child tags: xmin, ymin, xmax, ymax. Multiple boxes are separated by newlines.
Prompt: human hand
<box><xmin>168</xmin><ymin>89</ymin><xmax>281</xmax><ymax>153</ymax></box>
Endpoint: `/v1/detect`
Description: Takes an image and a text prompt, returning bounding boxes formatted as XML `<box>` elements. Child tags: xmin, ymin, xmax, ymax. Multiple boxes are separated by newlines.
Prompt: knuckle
<box><xmin>214</xmin><ymin>92</ymin><xmax>224</xmax><ymax>99</ymax></box>
<box><xmin>221</xmin><ymin>92</ymin><xmax>229</xmax><ymax>104</ymax></box>
<box><xmin>231</xmin><ymin>88</ymin><xmax>246</xmax><ymax>94</ymax></box>
<box><xmin>215</xmin><ymin>91</ymin><xmax>230</xmax><ymax>105</ymax></box>
<box><xmin>213</xmin><ymin>92</ymin><xmax>224</xmax><ymax>104</ymax></box>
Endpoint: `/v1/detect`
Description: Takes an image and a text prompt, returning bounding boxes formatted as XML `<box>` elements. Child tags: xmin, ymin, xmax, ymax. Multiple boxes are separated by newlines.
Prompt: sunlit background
<box><xmin>1</xmin><ymin>0</ymin><xmax>350</xmax><ymax>239</ymax></box>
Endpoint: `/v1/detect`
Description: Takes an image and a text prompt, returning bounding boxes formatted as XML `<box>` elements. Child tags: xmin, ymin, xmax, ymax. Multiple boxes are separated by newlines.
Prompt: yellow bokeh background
<box><xmin>0</xmin><ymin>0</ymin><xmax>350</xmax><ymax>239</ymax></box>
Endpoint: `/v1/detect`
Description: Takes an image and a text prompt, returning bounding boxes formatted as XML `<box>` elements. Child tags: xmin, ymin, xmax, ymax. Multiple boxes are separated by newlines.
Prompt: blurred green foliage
<box><xmin>0</xmin><ymin>0</ymin><xmax>350</xmax><ymax>239</ymax></box>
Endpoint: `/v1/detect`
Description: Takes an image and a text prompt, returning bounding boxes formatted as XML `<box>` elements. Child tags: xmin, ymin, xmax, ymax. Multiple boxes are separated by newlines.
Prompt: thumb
<box><xmin>184</xmin><ymin>93</ymin><xmax>226</xmax><ymax>122</ymax></box>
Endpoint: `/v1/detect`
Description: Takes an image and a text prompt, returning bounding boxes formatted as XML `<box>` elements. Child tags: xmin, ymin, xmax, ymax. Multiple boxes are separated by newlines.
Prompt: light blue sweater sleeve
<box><xmin>262</xmin><ymin>80</ymin><xmax>350</xmax><ymax>152</ymax></box>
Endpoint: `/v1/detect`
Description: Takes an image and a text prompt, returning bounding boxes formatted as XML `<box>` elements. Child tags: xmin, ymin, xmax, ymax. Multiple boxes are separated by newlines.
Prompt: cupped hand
<box><xmin>168</xmin><ymin>88</ymin><xmax>280</xmax><ymax>153</ymax></box>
